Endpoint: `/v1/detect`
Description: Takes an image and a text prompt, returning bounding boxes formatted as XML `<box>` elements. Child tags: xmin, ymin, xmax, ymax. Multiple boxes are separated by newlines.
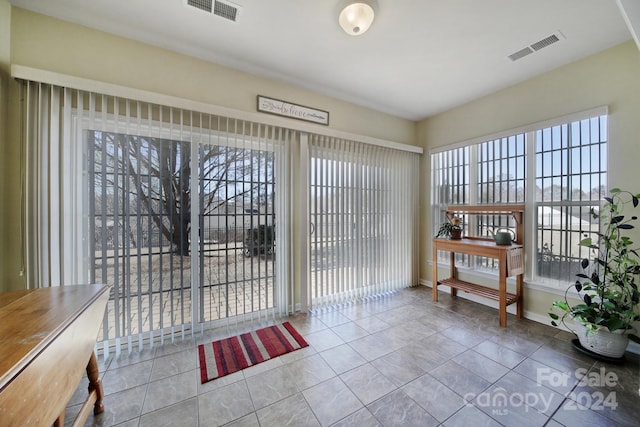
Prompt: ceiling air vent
<box><xmin>508</xmin><ymin>47</ymin><xmax>534</xmax><ymax>62</ymax></box>
<box><xmin>187</xmin><ymin>0</ymin><xmax>213</xmax><ymax>13</ymax></box>
<box><xmin>530</xmin><ymin>34</ymin><xmax>560</xmax><ymax>51</ymax></box>
<box><xmin>508</xmin><ymin>31</ymin><xmax>565</xmax><ymax>62</ymax></box>
<box><xmin>214</xmin><ymin>0</ymin><xmax>240</xmax><ymax>21</ymax></box>
<box><xmin>186</xmin><ymin>0</ymin><xmax>241</xmax><ymax>22</ymax></box>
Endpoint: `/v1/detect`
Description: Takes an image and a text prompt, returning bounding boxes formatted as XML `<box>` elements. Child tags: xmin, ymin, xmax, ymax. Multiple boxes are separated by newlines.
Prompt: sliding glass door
<box><xmin>87</xmin><ymin>123</ymin><xmax>289</xmax><ymax>350</ymax></box>
<box><xmin>21</xmin><ymin>81</ymin><xmax>291</xmax><ymax>354</ymax></box>
<box><xmin>197</xmin><ymin>127</ymin><xmax>287</xmax><ymax>324</ymax></box>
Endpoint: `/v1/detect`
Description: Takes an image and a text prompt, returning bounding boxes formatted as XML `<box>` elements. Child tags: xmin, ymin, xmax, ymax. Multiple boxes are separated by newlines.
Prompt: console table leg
<box><xmin>86</xmin><ymin>352</ymin><xmax>105</xmax><ymax>415</ymax></box>
<box><xmin>449</xmin><ymin>252</ymin><xmax>457</xmax><ymax>297</ymax></box>
<box><xmin>499</xmin><ymin>257</ymin><xmax>507</xmax><ymax>328</ymax></box>
<box><xmin>432</xmin><ymin>243</ymin><xmax>439</xmax><ymax>301</ymax></box>
<box><xmin>516</xmin><ymin>274</ymin><xmax>524</xmax><ymax>318</ymax></box>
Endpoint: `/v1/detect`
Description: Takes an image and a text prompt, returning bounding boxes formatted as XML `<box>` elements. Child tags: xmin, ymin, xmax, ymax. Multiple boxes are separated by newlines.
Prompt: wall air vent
<box><xmin>186</xmin><ymin>0</ymin><xmax>242</xmax><ymax>22</ymax></box>
<box><xmin>508</xmin><ymin>31</ymin><xmax>565</xmax><ymax>62</ymax></box>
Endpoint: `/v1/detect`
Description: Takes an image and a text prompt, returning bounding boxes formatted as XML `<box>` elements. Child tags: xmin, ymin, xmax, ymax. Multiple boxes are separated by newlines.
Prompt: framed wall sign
<box><xmin>257</xmin><ymin>95</ymin><xmax>329</xmax><ymax>125</ymax></box>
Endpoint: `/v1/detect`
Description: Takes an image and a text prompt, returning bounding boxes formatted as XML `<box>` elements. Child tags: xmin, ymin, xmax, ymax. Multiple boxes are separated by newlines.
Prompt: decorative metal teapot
<box><xmin>489</xmin><ymin>228</ymin><xmax>515</xmax><ymax>245</ymax></box>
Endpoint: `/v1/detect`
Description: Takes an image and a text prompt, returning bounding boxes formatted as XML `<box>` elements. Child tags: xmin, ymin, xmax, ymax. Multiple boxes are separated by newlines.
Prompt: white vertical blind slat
<box><xmin>48</xmin><ymin>86</ymin><xmax>62</xmax><ymax>286</ymax></box>
<box><xmin>36</xmin><ymin>85</ymin><xmax>50</xmax><ymax>286</ymax></box>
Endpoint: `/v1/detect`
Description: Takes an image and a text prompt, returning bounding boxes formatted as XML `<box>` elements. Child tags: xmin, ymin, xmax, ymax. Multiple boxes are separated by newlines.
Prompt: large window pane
<box><xmin>90</xmin><ymin>131</ymin><xmax>284</xmax><ymax>339</ymax></box>
<box><xmin>535</xmin><ymin>116</ymin><xmax>607</xmax><ymax>284</ymax></box>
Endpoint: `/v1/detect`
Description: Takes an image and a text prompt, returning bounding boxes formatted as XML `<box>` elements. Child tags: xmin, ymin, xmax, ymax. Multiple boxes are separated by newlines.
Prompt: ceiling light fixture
<box><xmin>338</xmin><ymin>0</ymin><xmax>376</xmax><ymax>36</ymax></box>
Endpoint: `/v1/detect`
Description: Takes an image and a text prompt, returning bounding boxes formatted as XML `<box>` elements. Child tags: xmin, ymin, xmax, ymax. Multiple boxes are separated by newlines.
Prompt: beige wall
<box><xmin>417</xmin><ymin>40</ymin><xmax>640</xmax><ymax>322</ymax></box>
<box><xmin>0</xmin><ymin>1</ymin><xmax>25</xmax><ymax>291</ymax></box>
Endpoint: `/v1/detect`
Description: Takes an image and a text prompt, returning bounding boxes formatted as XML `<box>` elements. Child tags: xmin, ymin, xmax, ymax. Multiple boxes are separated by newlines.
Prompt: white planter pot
<box><xmin>573</xmin><ymin>321</ymin><xmax>629</xmax><ymax>358</ymax></box>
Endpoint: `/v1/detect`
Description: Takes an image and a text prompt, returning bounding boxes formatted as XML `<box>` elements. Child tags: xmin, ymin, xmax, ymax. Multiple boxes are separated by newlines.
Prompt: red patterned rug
<box><xmin>198</xmin><ymin>322</ymin><xmax>309</xmax><ymax>383</ymax></box>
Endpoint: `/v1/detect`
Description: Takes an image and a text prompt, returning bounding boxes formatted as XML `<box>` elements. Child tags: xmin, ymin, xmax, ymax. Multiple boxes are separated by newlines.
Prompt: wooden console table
<box><xmin>432</xmin><ymin>205</ymin><xmax>525</xmax><ymax>327</ymax></box>
<box><xmin>0</xmin><ymin>284</ymin><xmax>110</xmax><ymax>427</ymax></box>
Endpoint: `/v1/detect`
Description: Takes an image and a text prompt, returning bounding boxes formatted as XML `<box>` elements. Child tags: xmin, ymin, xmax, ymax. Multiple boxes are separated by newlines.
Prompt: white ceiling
<box><xmin>8</xmin><ymin>0</ymin><xmax>633</xmax><ymax>121</ymax></box>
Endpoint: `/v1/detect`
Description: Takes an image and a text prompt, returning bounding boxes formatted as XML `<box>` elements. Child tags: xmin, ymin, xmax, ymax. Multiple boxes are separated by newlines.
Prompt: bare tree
<box><xmin>91</xmin><ymin>131</ymin><xmax>272</xmax><ymax>256</ymax></box>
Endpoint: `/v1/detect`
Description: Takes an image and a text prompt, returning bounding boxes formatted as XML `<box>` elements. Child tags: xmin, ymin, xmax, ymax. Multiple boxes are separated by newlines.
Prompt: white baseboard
<box><xmin>419</xmin><ymin>279</ymin><xmax>640</xmax><ymax>356</ymax></box>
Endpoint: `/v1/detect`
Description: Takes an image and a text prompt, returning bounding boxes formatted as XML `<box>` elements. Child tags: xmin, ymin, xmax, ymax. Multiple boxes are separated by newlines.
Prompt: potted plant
<box><xmin>435</xmin><ymin>215</ymin><xmax>463</xmax><ymax>239</ymax></box>
<box><xmin>549</xmin><ymin>188</ymin><xmax>640</xmax><ymax>359</ymax></box>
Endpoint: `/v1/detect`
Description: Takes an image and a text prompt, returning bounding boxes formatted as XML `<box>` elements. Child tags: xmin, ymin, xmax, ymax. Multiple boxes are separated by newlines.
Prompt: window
<box><xmin>478</xmin><ymin>135</ymin><xmax>526</xmax><ymax>205</ymax></box>
<box><xmin>431</xmin><ymin>108</ymin><xmax>607</xmax><ymax>286</ymax></box>
<box><xmin>431</xmin><ymin>146</ymin><xmax>469</xmax><ymax>234</ymax></box>
<box><xmin>535</xmin><ymin>116</ymin><xmax>607</xmax><ymax>284</ymax></box>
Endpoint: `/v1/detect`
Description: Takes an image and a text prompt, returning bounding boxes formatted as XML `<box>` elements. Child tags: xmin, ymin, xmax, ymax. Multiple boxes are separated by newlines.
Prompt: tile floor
<box><xmin>65</xmin><ymin>286</ymin><xmax>639</xmax><ymax>426</ymax></box>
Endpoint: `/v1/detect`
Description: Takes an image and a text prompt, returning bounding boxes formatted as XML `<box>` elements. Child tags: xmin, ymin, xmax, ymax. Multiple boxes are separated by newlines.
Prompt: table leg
<box><xmin>449</xmin><ymin>252</ymin><xmax>457</xmax><ymax>298</ymax></box>
<box><xmin>516</xmin><ymin>273</ymin><xmax>523</xmax><ymax>318</ymax></box>
<box><xmin>432</xmin><ymin>243</ymin><xmax>439</xmax><ymax>301</ymax></box>
<box><xmin>54</xmin><ymin>413</ymin><xmax>64</xmax><ymax>427</ymax></box>
<box><xmin>499</xmin><ymin>255</ymin><xmax>507</xmax><ymax>327</ymax></box>
<box><xmin>86</xmin><ymin>352</ymin><xmax>105</xmax><ymax>415</ymax></box>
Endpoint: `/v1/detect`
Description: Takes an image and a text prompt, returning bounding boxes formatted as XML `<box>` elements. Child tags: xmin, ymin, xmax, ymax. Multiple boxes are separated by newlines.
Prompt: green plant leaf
<box><xmin>572</xmin><ymin>303</ymin><xmax>589</xmax><ymax>310</ymax></box>
<box><xmin>610</xmin><ymin>215</ymin><xmax>624</xmax><ymax>224</ymax></box>
<box><xmin>605</xmin><ymin>317</ymin><xmax>625</xmax><ymax>331</ymax></box>
<box><xmin>579</xmin><ymin>238</ymin><xmax>592</xmax><ymax>247</ymax></box>
<box><xmin>552</xmin><ymin>301</ymin><xmax>569</xmax><ymax>311</ymax></box>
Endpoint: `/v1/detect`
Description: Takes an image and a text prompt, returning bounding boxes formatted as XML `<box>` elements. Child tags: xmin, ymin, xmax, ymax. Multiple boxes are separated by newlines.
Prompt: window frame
<box><xmin>430</xmin><ymin>107</ymin><xmax>608</xmax><ymax>289</ymax></box>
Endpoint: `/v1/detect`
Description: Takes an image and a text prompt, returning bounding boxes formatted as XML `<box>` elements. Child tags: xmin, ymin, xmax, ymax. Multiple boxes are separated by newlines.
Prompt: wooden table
<box><xmin>0</xmin><ymin>284</ymin><xmax>110</xmax><ymax>427</ymax></box>
<box><xmin>432</xmin><ymin>237</ymin><xmax>524</xmax><ymax>327</ymax></box>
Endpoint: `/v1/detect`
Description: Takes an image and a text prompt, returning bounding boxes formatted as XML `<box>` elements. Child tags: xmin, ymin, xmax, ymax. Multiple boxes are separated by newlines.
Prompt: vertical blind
<box><xmin>308</xmin><ymin>134</ymin><xmax>420</xmax><ymax>308</ymax></box>
<box><xmin>21</xmin><ymin>80</ymin><xmax>292</xmax><ymax>356</ymax></box>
